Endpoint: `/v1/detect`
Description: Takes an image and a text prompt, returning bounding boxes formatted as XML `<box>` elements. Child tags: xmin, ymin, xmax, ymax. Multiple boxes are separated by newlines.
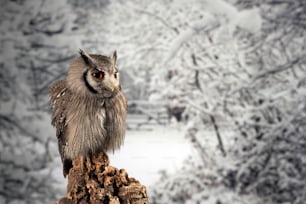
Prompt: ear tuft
<box><xmin>79</xmin><ymin>49</ymin><xmax>95</xmax><ymax>66</ymax></box>
<box><xmin>111</xmin><ymin>50</ymin><xmax>117</xmax><ymax>63</ymax></box>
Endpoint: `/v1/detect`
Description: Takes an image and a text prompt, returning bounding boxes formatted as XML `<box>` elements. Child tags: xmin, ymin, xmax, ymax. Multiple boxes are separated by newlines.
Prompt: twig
<box><xmin>187</xmin><ymin>128</ymin><xmax>216</xmax><ymax>166</ymax></box>
<box><xmin>0</xmin><ymin>114</ymin><xmax>38</xmax><ymax>140</ymax></box>
<box><xmin>253</xmin><ymin>53</ymin><xmax>306</xmax><ymax>81</ymax></box>
<box><xmin>192</xmin><ymin>53</ymin><xmax>203</xmax><ymax>92</ymax></box>
<box><xmin>134</xmin><ymin>8</ymin><xmax>179</xmax><ymax>34</ymax></box>
<box><xmin>209</xmin><ymin>115</ymin><xmax>226</xmax><ymax>157</ymax></box>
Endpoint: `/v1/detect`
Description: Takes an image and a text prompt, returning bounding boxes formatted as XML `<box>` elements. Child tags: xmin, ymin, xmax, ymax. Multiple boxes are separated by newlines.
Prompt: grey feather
<box><xmin>49</xmin><ymin>50</ymin><xmax>127</xmax><ymax>177</ymax></box>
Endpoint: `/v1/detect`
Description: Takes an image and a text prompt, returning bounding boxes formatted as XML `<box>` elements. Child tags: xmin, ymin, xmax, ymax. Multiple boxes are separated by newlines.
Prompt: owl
<box><xmin>49</xmin><ymin>49</ymin><xmax>127</xmax><ymax>177</ymax></box>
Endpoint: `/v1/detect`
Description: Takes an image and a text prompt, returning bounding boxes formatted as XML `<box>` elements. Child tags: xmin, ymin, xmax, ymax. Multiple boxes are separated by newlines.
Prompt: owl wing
<box><xmin>49</xmin><ymin>80</ymin><xmax>69</xmax><ymax>164</ymax></box>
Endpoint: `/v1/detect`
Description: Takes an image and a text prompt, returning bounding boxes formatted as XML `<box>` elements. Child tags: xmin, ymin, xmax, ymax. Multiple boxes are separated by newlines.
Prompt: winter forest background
<box><xmin>1</xmin><ymin>0</ymin><xmax>306</xmax><ymax>203</ymax></box>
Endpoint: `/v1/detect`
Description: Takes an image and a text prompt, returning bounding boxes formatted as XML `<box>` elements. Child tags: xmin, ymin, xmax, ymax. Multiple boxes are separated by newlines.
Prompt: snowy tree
<box><xmin>143</xmin><ymin>0</ymin><xmax>263</xmax><ymax>203</ymax></box>
<box><xmin>0</xmin><ymin>0</ymin><xmax>91</xmax><ymax>203</ymax></box>
<box><xmin>1</xmin><ymin>0</ymin><xmax>306</xmax><ymax>203</ymax></box>
<box><xmin>223</xmin><ymin>1</ymin><xmax>306</xmax><ymax>203</ymax></box>
<box><xmin>148</xmin><ymin>0</ymin><xmax>262</xmax><ymax>160</ymax></box>
<box><xmin>149</xmin><ymin>0</ymin><xmax>306</xmax><ymax>203</ymax></box>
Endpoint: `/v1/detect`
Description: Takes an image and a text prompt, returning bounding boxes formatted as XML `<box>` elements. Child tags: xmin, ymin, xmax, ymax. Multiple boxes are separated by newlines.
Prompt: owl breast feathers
<box><xmin>49</xmin><ymin>50</ymin><xmax>127</xmax><ymax>176</ymax></box>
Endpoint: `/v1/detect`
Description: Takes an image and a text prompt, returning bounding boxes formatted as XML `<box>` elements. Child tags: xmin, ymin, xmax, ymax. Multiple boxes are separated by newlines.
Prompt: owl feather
<box><xmin>49</xmin><ymin>50</ymin><xmax>127</xmax><ymax>177</ymax></box>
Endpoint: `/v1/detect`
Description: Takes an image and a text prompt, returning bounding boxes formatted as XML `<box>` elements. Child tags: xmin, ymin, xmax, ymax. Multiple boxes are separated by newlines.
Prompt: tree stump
<box><xmin>56</xmin><ymin>152</ymin><xmax>149</xmax><ymax>204</ymax></box>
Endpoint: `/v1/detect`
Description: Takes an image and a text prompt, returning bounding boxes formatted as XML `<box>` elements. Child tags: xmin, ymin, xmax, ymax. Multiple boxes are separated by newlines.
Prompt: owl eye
<box><xmin>92</xmin><ymin>71</ymin><xmax>104</xmax><ymax>80</ymax></box>
<box><xmin>114</xmin><ymin>71</ymin><xmax>118</xmax><ymax>79</ymax></box>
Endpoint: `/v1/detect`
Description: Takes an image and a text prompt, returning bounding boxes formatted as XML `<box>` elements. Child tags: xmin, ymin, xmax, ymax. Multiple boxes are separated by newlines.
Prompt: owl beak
<box><xmin>104</xmin><ymin>80</ymin><xmax>115</xmax><ymax>92</ymax></box>
<box><xmin>110</xmin><ymin>86</ymin><xmax>115</xmax><ymax>92</ymax></box>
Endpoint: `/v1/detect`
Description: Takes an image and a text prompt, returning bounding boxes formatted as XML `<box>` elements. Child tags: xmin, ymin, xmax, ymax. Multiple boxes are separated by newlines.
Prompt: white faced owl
<box><xmin>49</xmin><ymin>49</ymin><xmax>127</xmax><ymax>177</ymax></box>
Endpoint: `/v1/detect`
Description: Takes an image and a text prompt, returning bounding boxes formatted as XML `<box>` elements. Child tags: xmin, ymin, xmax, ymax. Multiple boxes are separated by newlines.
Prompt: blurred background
<box><xmin>1</xmin><ymin>0</ymin><xmax>306</xmax><ymax>203</ymax></box>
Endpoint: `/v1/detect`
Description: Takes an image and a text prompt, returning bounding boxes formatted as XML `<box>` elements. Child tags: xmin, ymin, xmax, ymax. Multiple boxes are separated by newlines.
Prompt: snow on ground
<box><xmin>50</xmin><ymin>123</ymin><xmax>193</xmax><ymax>190</ymax></box>
<box><xmin>109</xmin><ymin>125</ymin><xmax>192</xmax><ymax>187</ymax></box>
<box><xmin>50</xmin><ymin>120</ymin><xmax>235</xmax><ymax>190</ymax></box>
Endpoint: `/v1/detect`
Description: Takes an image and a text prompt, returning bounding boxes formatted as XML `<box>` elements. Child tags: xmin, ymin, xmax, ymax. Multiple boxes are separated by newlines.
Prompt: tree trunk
<box><xmin>55</xmin><ymin>152</ymin><xmax>149</xmax><ymax>204</ymax></box>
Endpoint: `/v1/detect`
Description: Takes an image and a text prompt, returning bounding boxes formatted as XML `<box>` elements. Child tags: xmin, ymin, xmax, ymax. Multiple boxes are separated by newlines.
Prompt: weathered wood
<box><xmin>55</xmin><ymin>152</ymin><xmax>149</xmax><ymax>204</ymax></box>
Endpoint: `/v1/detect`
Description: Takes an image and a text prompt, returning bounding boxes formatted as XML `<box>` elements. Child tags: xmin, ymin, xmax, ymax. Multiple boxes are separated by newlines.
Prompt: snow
<box><xmin>1</xmin><ymin>0</ymin><xmax>306</xmax><ymax>203</ymax></box>
<box><xmin>202</xmin><ymin>0</ymin><xmax>262</xmax><ymax>34</ymax></box>
<box><xmin>109</xmin><ymin>124</ymin><xmax>192</xmax><ymax>187</ymax></box>
<box><xmin>48</xmin><ymin>123</ymin><xmax>193</xmax><ymax>191</ymax></box>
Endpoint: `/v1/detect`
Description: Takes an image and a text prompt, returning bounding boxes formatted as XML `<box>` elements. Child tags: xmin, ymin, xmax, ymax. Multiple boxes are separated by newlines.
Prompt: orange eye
<box><xmin>92</xmin><ymin>71</ymin><xmax>104</xmax><ymax>80</ymax></box>
<box><xmin>99</xmin><ymin>72</ymin><xmax>103</xmax><ymax>79</ymax></box>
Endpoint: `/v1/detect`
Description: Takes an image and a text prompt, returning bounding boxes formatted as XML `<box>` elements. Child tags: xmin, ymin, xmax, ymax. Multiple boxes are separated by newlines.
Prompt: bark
<box><xmin>55</xmin><ymin>152</ymin><xmax>149</xmax><ymax>204</ymax></box>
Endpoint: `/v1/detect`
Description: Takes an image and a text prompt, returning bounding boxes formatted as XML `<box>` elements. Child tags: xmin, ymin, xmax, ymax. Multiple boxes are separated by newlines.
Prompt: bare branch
<box><xmin>253</xmin><ymin>53</ymin><xmax>306</xmax><ymax>81</ymax></box>
<box><xmin>209</xmin><ymin>115</ymin><xmax>226</xmax><ymax>157</ymax></box>
<box><xmin>134</xmin><ymin>8</ymin><xmax>179</xmax><ymax>34</ymax></box>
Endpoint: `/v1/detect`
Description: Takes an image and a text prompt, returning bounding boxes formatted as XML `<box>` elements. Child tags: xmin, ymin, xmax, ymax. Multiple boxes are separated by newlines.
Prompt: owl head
<box><xmin>67</xmin><ymin>49</ymin><xmax>121</xmax><ymax>98</ymax></box>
